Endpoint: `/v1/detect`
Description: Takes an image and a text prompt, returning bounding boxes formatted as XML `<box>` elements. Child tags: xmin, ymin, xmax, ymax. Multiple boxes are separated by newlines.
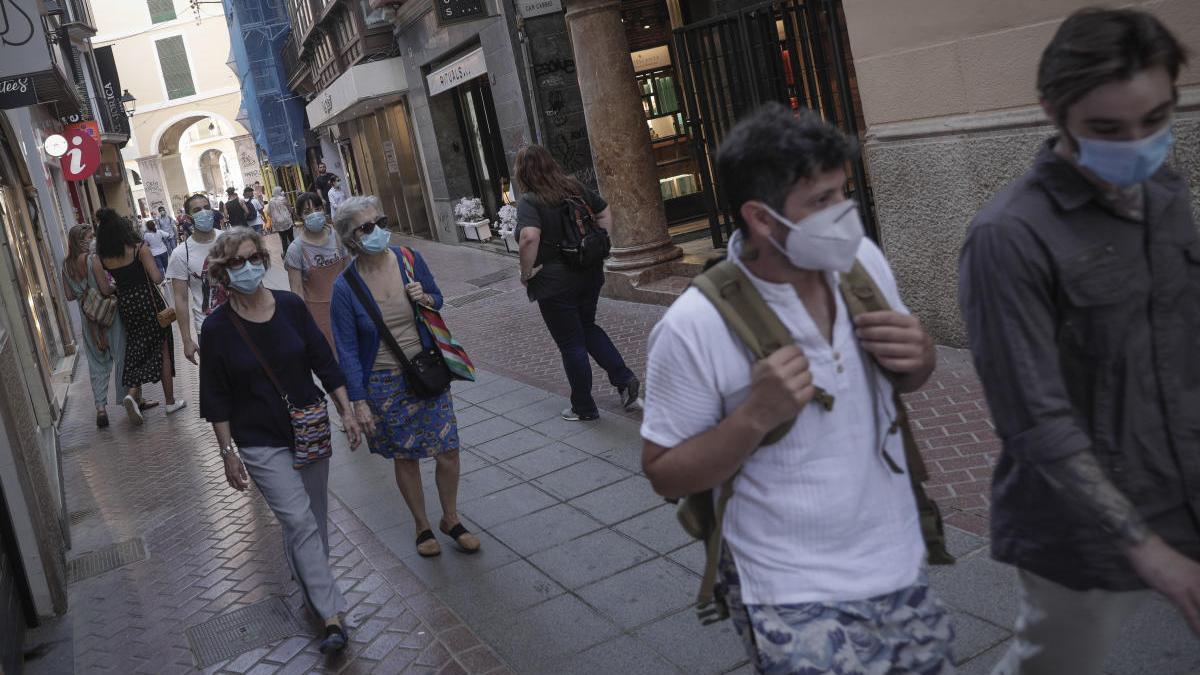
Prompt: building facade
<box><xmin>844</xmin><ymin>0</ymin><xmax>1200</xmax><ymax>345</ymax></box>
<box><xmin>92</xmin><ymin>0</ymin><xmax>253</xmax><ymax>216</ymax></box>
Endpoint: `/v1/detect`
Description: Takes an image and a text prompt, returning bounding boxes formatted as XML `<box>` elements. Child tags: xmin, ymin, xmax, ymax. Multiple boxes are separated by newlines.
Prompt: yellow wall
<box><xmin>844</xmin><ymin>0</ymin><xmax>1200</xmax><ymax>127</ymax></box>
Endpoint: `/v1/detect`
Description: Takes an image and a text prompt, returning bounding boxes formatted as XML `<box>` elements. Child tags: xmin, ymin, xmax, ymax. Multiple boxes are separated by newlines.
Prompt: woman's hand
<box><xmin>353</xmin><ymin>400</ymin><xmax>377</xmax><ymax>437</ymax></box>
<box><xmin>405</xmin><ymin>282</ymin><xmax>429</xmax><ymax>306</ymax></box>
<box><xmin>342</xmin><ymin>411</ymin><xmax>363</xmax><ymax>450</ymax></box>
<box><xmin>223</xmin><ymin>452</ymin><xmax>250</xmax><ymax>491</ymax></box>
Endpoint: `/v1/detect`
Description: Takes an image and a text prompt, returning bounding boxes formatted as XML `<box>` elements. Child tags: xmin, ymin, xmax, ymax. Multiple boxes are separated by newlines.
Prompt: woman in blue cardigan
<box><xmin>329</xmin><ymin>196</ymin><xmax>480</xmax><ymax>558</ymax></box>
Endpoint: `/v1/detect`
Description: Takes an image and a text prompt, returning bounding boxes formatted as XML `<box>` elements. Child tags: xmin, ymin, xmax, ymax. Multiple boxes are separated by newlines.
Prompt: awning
<box><xmin>306</xmin><ymin>56</ymin><xmax>409</xmax><ymax>130</ymax></box>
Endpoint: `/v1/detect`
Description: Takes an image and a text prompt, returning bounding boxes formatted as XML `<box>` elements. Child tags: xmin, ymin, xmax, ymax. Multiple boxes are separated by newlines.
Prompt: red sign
<box><xmin>66</xmin><ymin>120</ymin><xmax>101</xmax><ymax>143</ymax></box>
<box><xmin>60</xmin><ymin>128</ymin><xmax>101</xmax><ymax>181</ymax></box>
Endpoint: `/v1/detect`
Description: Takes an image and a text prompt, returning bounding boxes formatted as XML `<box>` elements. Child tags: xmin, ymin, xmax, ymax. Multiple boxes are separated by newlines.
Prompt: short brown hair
<box><xmin>1038</xmin><ymin>8</ymin><xmax>1188</xmax><ymax>119</ymax></box>
<box><xmin>206</xmin><ymin>226</ymin><xmax>270</xmax><ymax>286</ymax></box>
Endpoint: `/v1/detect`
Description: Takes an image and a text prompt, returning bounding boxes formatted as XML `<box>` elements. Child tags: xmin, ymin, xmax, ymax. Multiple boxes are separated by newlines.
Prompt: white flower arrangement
<box><xmin>495</xmin><ymin>204</ymin><xmax>518</xmax><ymax>237</ymax></box>
<box><xmin>454</xmin><ymin>197</ymin><xmax>485</xmax><ymax>222</ymax></box>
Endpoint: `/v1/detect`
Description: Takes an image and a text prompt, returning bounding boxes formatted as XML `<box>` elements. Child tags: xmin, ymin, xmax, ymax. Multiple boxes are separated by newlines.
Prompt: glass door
<box><xmin>455</xmin><ymin>76</ymin><xmax>510</xmax><ymax>221</ymax></box>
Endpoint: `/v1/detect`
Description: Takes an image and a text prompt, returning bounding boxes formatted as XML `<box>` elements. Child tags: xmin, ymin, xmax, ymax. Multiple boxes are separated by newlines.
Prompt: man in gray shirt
<box><xmin>959</xmin><ymin>9</ymin><xmax>1199</xmax><ymax>675</ymax></box>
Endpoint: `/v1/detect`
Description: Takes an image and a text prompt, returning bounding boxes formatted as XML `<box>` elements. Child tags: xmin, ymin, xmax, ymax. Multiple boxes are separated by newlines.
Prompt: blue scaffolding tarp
<box><xmin>223</xmin><ymin>0</ymin><xmax>306</xmax><ymax>167</ymax></box>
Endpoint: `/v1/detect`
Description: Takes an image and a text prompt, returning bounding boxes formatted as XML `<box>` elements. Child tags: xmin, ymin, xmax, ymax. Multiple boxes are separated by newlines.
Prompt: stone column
<box><xmin>565</xmin><ymin>0</ymin><xmax>681</xmax><ymax>271</ymax></box>
<box><xmin>159</xmin><ymin>154</ymin><xmax>189</xmax><ymax>214</ymax></box>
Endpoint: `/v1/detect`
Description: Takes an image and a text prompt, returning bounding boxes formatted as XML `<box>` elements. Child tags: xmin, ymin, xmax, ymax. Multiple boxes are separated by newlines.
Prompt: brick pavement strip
<box><xmin>41</xmin><ymin>334</ymin><xmax>510</xmax><ymax>674</ymax></box>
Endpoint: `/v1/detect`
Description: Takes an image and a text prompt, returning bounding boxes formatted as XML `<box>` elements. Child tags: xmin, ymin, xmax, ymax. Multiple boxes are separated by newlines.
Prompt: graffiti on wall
<box><xmin>526</xmin><ymin>19</ymin><xmax>595</xmax><ymax>188</ymax></box>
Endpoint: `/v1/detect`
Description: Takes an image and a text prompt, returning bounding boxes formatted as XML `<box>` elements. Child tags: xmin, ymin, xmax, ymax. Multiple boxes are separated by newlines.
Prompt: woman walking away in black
<box><xmin>95</xmin><ymin>208</ymin><xmax>186</xmax><ymax>424</ymax></box>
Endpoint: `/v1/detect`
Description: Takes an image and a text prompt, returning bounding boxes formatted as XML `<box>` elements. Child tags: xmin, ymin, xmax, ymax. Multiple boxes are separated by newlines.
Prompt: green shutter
<box><xmin>155</xmin><ymin>36</ymin><xmax>196</xmax><ymax>100</ymax></box>
<box><xmin>148</xmin><ymin>0</ymin><xmax>176</xmax><ymax>23</ymax></box>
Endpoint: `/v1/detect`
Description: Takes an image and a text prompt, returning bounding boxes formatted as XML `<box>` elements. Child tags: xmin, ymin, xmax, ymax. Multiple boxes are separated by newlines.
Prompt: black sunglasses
<box><xmin>227</xmin><ymin>252</ymin><xmax>266</xmax><ymax>270</ymax></box>
<box><xmin>356</xmin><ymin>216</ymin><xmax>389</xmax><ymax>235</ymax></box>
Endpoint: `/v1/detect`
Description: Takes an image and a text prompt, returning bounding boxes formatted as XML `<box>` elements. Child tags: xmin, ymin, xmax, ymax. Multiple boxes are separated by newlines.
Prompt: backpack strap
<box><xmin>837</xmin><ymin>260</ymin><xmax>954</xmax><ymax>565</ymax></box>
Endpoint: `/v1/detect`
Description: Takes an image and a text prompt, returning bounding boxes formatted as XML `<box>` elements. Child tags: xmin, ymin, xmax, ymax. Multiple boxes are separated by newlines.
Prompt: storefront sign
<box><xmin>0</xmin><ymin>0</ymin><xmax>52</xmax><ymax>80</ymax></box>
<box><xmin>631</xmin><ymin>46</ymin><xmax>672</xmax><ymax>73</ymax></box>
<box><xmin>60</xmin><ymin>129</ymin><xmax>101</xmax><ymax>181</ymax></box>
<box><xmin>66</xmin><ymin>121</ymin><xmax>101</xmax><ymax>144</ymax></box>
<box><xmin>427</xmin><ymin>48</ymin><xmax>488</xmax><ymax>97</ymax></box>
<box><xmin>93</xmin><ymin>46</ymin><xmax>130</xmax><ymax>136</ymax></box>
<box><xmin>382</xmin><ymin>141</ymin><xmax>400</xmax><ymax>175</ymax></box>
<box><xmin>0</xmin><ymin>77</ymin><xmax>38</xmax><ymax>110</ymax></box>
<box><xmin>435</xmin><ymin>0</ymin><xmax>485</xmax><ymax>26</ymax></box>
<box><xmin>516</xmin><ymin>0</ymin><xmax>561</xmax><ymax>18</ymax></box>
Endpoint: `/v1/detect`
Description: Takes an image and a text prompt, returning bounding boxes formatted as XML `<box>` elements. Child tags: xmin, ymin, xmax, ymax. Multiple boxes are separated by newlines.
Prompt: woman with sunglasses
<box><xmin>198</xmin><ymin>227</ymin><xmax>363</xmax><ymax>654</ymax></box>
<box><xmin>329</xmin><ymin>196</ymin><xmax>480</xmax><ymax>558</ymax></box>
<box><xmin>285</xmin><ymin>191</ymin><xmax>349</xmax><ymax>352</ymax></box>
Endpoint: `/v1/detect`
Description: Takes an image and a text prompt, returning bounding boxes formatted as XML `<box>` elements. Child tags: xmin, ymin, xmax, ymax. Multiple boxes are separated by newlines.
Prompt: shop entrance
<box><xmin>338</xmin><ymin>100</ymin><xmax>432</xmax><ymax>239</ymax></box>
<box><xmin>453</xmin><ymin>76</ymin><xmax>511</xmax><ymax>222</ymax></box>
<box><xmin>673</xmin><ymin>0</ymin><xmax>873</xmax><ymax>246</ymax></box>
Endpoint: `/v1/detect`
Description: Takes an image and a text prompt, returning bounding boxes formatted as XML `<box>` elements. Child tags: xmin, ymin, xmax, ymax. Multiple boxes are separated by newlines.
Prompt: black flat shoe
<box><xmin>96</xmin><ymin>411</ymin><xmax>109</xmax><ymax>428</ymax></box>
<box><xmin>319</xmin><ymin>624</ymin><xmax>347</xmax><ymax>654</ymax></box>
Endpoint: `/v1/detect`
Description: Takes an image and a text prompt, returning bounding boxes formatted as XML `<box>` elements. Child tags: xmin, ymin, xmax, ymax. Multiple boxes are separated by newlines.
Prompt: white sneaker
<box><xmin>165</xmin><ymin>400</ymin><xmax>188</xmax><ymax>414</ymax></box>
<box><xmin>122</xmin><ymin>395</ymin><xmax>144</xmax><ymax>426</ymax></box>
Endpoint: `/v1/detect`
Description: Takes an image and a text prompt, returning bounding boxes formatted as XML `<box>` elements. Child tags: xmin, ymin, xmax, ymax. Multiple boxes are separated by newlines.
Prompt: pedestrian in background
<box><xmin>268</xmin><ymin>186</ymin><xmax>296</xmax><ymax>252</ymax></box>
<box><xmin>155</xmin><ymin>206</ymin><xmax>177</xmax><ymax>253</ymax></box>
<box><xmin>244</xmin><ymin>186</ymin><xmax>265</xmax><ymax>234</ymax></box>
<box><xmin>223</xmin><ymin>186</ymin><xmax>251</xmax><ymax>229</ymax></box>
<box><xmin>95</xmin><ymin>209</ymin><xmax>185</xmax><ymax>424</ymax></box>
<box><xmin>329</xmin><ymin>196</ymin><xmax>479</xmax><ymax>558</ymax></box>
<box><xmin>198</xmin><ymin>227</ymin><xmax>362</xmax><ymax>654</ymax></box>
<box><xmin>168</xmin><ymin>194</ymin><xmax>225</xmax><ymax>365</ymax></box>
<box><xmin>641</xmin><ymin>105</ymin><xmax>953</xmax><ymax>674</ymax></box>
<box><xmin>327</xmin><ymin>176</ymin><xmax>346</xmax><ymax>215</ymax></box>
<box><xmin>177</xmin><ymin>208</ymin><xmax>194</xmax><ymax>241</ymax></box>
<box><xmin>960</xmin><ymin>9</ymin><xmax>1200</xmax><ymax>674</ymax></box>
<box><xmin>515</xmin><ymin>145</ymin><xmax>640</xmax><ymax>421</ymax></box>
<box><xmin>61</xmin><ymin>224</ymin><xmax>125</xmax><ymax>428</ymax></box>
<box><xmin>142</xmin><ymin>219</ymin><xmax>170</xmax><ymax>276</ymax></box>
<box><xmin>312</xmin><ymin>162</ymin><xmax>337</xmax><ymax>214</ymax></box>
<box><xmin>286</xmin><ymin>191</ymin><xmax>348</xmax><ymax>352</ymax></box>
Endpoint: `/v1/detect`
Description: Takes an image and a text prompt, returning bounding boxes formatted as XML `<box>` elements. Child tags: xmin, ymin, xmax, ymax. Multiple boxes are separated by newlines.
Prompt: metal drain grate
<box><xmin>67</xmin><ymin>538</ymin><xmax>146</xmax><ymax>583</ymax></box>
<box><xmin>445</xmin><ymin>287</ymin><xmax>504</xmax><ymax>308</ymax></box>
<box><xmin>186</xmin><ymin>596</ymin><xmax>305</xmax><ymax>667</ymax></box>
<box><xmin>465</xmin><ymin>269</ymin><xmax>516</xmax><ymax>287</ymax></box>
<box><xmin>68</xmin><ymin>508</ymin><xmax>96</xmax><ymax>525</ymax></box>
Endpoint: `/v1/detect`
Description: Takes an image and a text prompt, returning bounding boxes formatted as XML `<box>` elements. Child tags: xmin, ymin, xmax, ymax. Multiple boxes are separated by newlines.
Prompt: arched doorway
<box><xmin>199</xmin><ymin>149</ymin><xmax>224</xmax><ymax>195</ymax></box>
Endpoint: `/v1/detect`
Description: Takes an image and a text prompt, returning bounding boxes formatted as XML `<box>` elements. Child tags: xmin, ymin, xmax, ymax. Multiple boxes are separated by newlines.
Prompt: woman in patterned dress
<box><xmin>329</xmin><ymin>196</ymin><xmax>479</xmax><ymax>558</ymax></box>
<box><xmin>95</xmin><ymin>209</ymin><xmax>186</xmax><ymax>425</ymax></box>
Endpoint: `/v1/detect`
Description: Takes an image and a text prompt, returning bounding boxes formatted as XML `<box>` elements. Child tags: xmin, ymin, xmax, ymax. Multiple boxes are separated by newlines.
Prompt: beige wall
<box><xmin>846</xmin><ymin>0</ymin><xmax>1200</xmax><ymax>126</ymax></box>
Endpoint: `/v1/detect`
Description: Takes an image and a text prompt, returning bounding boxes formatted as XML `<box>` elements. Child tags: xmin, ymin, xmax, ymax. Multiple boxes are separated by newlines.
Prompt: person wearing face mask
<box><xmin>640</xmin><ymin>105</ymin><xmax>951</xmax><ymax>674</ymax></box>
<box><xmin>329</xmin><ymin>196</ymin><xmax>479</xmax><ymax>559</ymax></box>
<box><xmin>267</xmin><ymin>186</ymin><xmax>296</xmax><ymax>251</ymax></box>
<box><xmin>198</xmin><ymin>227</ymin><xmax>363</xmax><ymax>655</ymax></box>
<box><xmin>167</xmin><ymin>194</ymin><xmax>225</xmax><ymax>365</ymax></box>
<box><xmin>959</xmin><ymin>10</ymin><xmax>1200</xmax><ymax>674</ymax></box>
<box><xmin>285</xmin><ymin>192</ymin><xmax>349</xmax><ymax>351</ymax></box>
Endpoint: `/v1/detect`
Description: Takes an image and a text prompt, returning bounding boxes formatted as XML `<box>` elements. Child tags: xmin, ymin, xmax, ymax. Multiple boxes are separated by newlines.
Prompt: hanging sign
<box><xmin>427</xmin><ymin>48</ymin><xmax>488</xmax><ymax>96</ymax></box>
<box><xmin>44</xmin><ymin>134</ymin><xmax>68</xmax><ymax>158</ymax></box>
<box><xmin>435</xmin><ymin>0</ymin><xmax>485</xmax><ymax>27</ymax></box>
<box><xmin>0</xmin><ymin>76</ymin><xmax>38</xmax><ymax>109</ymax></box>
<box><xmin>516</xmin><ymin>0</ymin><xmax>561</xmax><ymax>18</ymax></box>
<box><xmin>66</xmin><ymin>121</ymin><xmax>102</xmax><ymax>144</ymax></box>
<box><xmin>60</xmin><ymin>128</ymin><xmax>101</xmax><ymax>181</ymax></box>
<box><xmin>0</xmin><ymin>0</ymin><xmax>52</xmax><ymax>80</ymax></box>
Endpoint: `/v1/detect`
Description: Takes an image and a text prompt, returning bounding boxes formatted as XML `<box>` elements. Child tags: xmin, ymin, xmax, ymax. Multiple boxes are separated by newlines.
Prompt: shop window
<box><xmin>637</xmin><ymin>68</ymin><xmax>684</xmax><ymax>141</ymax></box>
<box><xmin>148</xmin><ymin>0</ymin><xmax>176</xmax><ymax>23</ymax></box>
<box><xmin>155</xmin><ymin>36</ymin><xmax>196</xmax><ymax>100</ymax></box>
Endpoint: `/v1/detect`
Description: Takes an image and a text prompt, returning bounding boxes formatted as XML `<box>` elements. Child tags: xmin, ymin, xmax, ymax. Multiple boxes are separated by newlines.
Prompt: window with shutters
<box><xmin>148</xmin><ymin>0</ymin><xmax>176</xmax><ymax>23</ymax></box>
<box><xmin>155</xmin><ymin>36</ymin><xmax>196</xmax><ymax>100</ymax></box>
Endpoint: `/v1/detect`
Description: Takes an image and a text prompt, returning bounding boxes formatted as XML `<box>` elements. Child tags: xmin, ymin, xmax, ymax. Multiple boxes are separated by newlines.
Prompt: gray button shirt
<box><xmin>959</xmin><ymin>139</ymin><xmax>1200</xmax><ymax>590</ymax></box>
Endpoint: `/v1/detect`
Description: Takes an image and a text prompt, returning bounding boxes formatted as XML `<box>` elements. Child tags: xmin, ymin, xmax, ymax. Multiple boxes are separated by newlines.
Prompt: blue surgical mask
<box><xmin>359</xmin><ymin>225</ymin><xmax>391</xmax><ymax>254</ymax></box>
<box><xmin>193</xmin><ymin>209</ymin><xmax>215</xmax><ymax>232</ymax></box>
<box><xmin>1074</xmin><ymin>125</ymin><xmax>1174</xmax><ymax>188</ymax></box>
<box><xmin>303</xmin><ymin>212</ymin><xmax>327</xmax><ymax>232</ymax></box>
<box><xmin>227</xmin><ymin>261</ymin><xmax>265</xmax><ymax>294</ymax></box>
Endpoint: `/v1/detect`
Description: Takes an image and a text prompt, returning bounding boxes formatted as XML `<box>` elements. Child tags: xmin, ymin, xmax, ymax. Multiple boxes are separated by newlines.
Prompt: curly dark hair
<box><xmin>1038</xmin><ymin>8</ymin><xmax>1188</xmax><ymax>120</ymax></box>
<box><xmin>94</xmin><ymin>208</ymin><xmax>141</xmax><ymax>259</ymax></box>
<box><xmin>716</xmin><ymin>103</ymin><xmax>857</xmax><ymax>231</ymax></box>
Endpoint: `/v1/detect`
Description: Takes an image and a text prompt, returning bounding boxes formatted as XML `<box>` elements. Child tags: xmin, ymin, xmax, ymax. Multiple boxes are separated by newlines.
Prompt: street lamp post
<box><xmin>118</xmin><ymin>90</ymin><xmax>137</xmax><ymax>117</ymax></box>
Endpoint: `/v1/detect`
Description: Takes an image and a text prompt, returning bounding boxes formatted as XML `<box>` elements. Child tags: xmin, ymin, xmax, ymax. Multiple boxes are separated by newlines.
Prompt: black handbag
<box><xmin>558</xmin><ymin>196</ymin><xmax>611</xmax><ymax>269</ymax></box>
<box><xmin>346</xmin><ymin>268</ymin><xmax>452</xmax><ymax>399</ymax></box>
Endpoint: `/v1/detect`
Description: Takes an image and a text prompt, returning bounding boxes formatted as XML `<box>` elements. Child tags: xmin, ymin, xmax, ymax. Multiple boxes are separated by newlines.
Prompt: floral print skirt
<box><xmin>365</xmin><ymin>369</ymin><xmax>459</xmax><ymax>460</ymax></box>
<box><xmin>719</xmin><ymin>547</ymin><xmax>956</xmax><ymax>675</ymax></box>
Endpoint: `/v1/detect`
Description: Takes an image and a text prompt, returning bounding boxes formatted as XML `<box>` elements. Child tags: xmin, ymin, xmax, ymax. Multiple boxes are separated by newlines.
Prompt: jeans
<box><xmin>154</xmin><ymin>251</ymin><xmax>169</xmax><ymax>275</ymax></box>
<box><xmin>537</xmin><ymin>275</ymin><xmax>634</xmax><ymax>416</ymax></box>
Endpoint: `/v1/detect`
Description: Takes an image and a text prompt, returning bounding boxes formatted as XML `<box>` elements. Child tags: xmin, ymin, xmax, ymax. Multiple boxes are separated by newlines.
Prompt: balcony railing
<box><xmin>61</xmin><ymin>0</ymin><xmax>97</xmax><ymax>34</ymax></box>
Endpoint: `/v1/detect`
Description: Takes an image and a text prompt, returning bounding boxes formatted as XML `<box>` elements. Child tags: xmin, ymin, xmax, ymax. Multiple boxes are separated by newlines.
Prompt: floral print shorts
<box><xmin>719</xmin><ymin>548</ymin><xmax>956</xmax><ymax>675</ymax></box>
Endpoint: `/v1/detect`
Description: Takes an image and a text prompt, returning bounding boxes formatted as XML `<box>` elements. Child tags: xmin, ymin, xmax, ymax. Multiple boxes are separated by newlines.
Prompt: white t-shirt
<box><xmin>249</xmin><ymin>197</ymin><xmax>265</xmax><ymax>227</ymax></box>
<box><xmin>640</xmin><ymin>233</ymin><xmax>924</xmax><ymax>606</ymax></box>
<box><xmin>143</xmin><ymin>230</ymin><xmax>169</xmax><ymax>256</ymax></box>
<box><xmin>166</xmin><ymin>231</ymin><xmax>225</xmax><ymax>336</ymax></box>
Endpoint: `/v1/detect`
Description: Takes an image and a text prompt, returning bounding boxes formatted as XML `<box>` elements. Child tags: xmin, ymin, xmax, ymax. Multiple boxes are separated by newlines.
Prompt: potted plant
<box><xmin>496</xmin><ymin>204</ymin><xmax>518</xmax><ymax>253</ymax></box>
<box><xmin>454</xmin><ymin>197</ymin><xmax>491</xmax><ymax>241</ymax></box>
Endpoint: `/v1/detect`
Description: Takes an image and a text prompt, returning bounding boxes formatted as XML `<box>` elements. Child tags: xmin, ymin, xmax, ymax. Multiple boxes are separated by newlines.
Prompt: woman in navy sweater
<box><xmin>329</xmin><ymin>196</ymin><xmax>479</xmax><ymax>558</ymax></box>
<box><xmin>199</xmin><ymin>227</ymin><xmax>362</xmax><ymax>653</ymax></box>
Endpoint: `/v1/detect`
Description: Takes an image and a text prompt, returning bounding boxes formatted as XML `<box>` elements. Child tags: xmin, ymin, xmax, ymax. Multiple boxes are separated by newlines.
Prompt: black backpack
<box><xmin>557</xmin><ymin>196</ymin><xmax>610</xmax><ymax>269</ymax></box>
<box><xmin>244</xmin><ymin>199</ymin><xmax>258</xmax><ymax>222</ymax></box>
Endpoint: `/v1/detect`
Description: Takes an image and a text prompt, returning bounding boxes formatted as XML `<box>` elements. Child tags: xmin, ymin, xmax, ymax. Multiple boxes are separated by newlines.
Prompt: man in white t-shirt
<box><xmin>167</xmin><ymin>193</ymin><xmax>225</xmax><ymax>364</ymax></box>
<box><xmin>640</xmin><ymin>105</ymin><xmax>954</xmax><ymax>673</ymax></box>
<box><xmin>244</xmin><ymin>186</ymin><xmax>265</xmax><ymax>233</ymax></box>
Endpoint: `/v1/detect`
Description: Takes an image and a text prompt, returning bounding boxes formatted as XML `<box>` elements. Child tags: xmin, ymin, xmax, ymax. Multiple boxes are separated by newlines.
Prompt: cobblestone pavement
<box><xmin>25</xmin><ymin>234</ymin><xmax>1198</xmax><ymax>674</ymax></box>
